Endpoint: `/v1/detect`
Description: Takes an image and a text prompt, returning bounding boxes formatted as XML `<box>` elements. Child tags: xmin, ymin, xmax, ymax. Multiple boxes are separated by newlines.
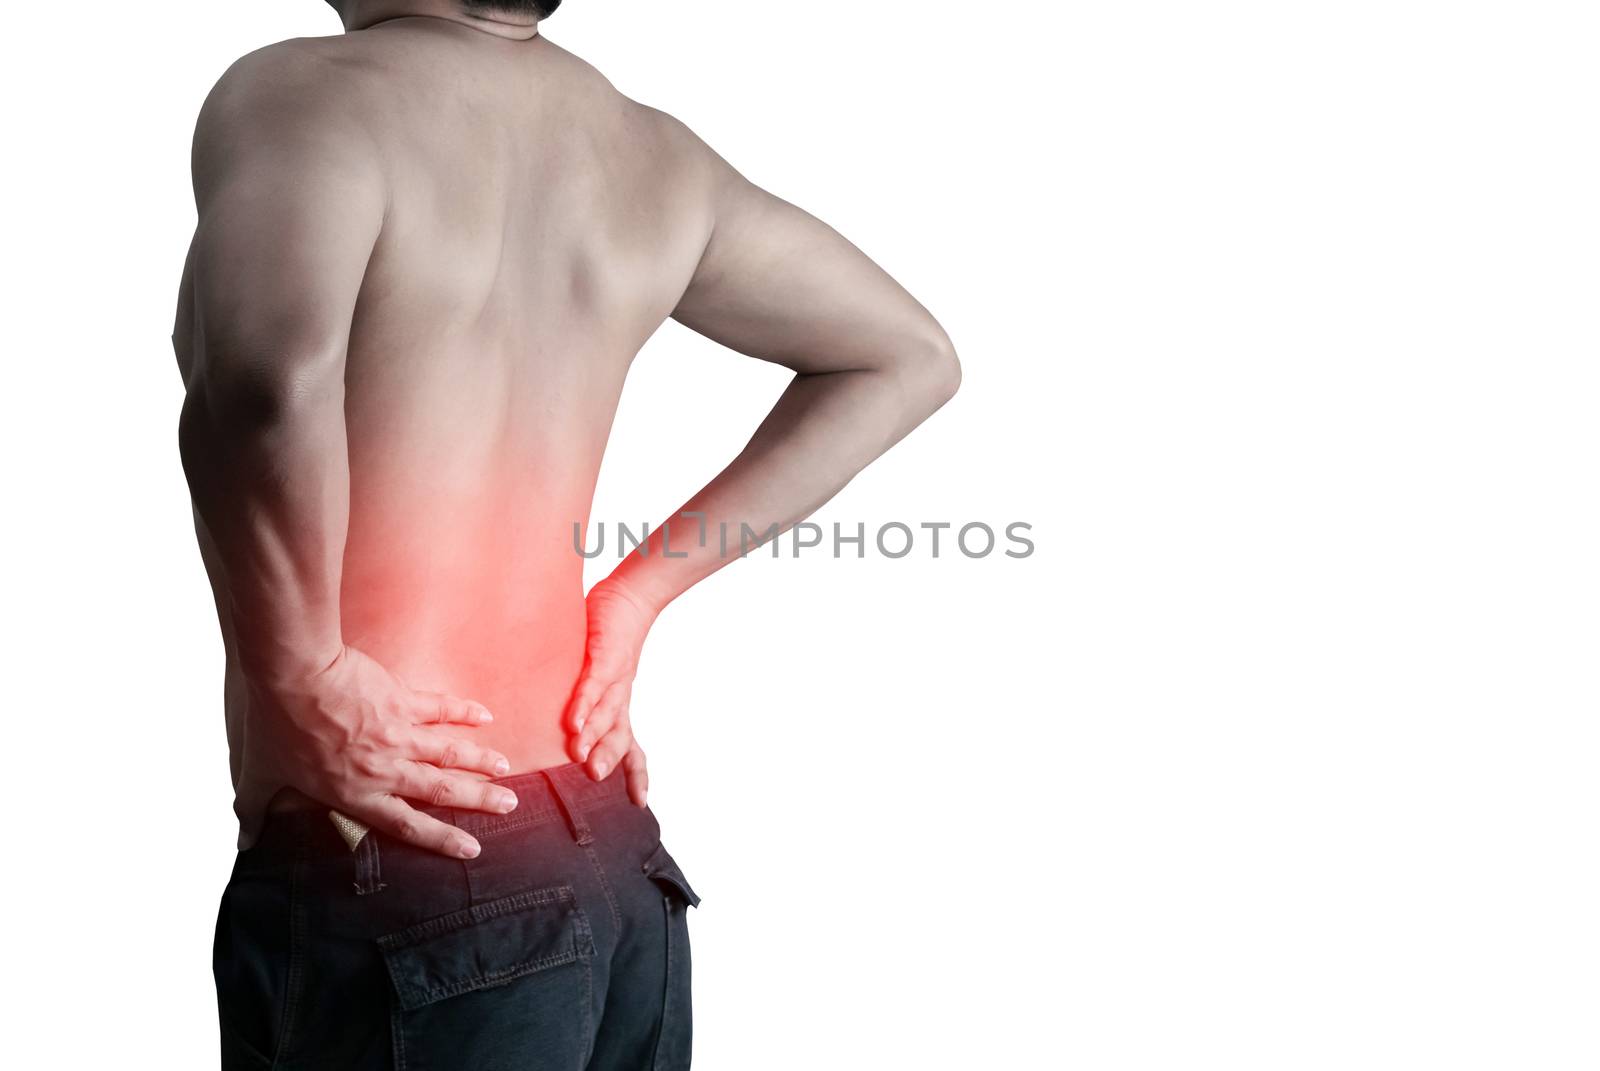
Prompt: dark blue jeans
<box><xmin>214</xmin><ymin>763</ymin><xmax>699</xmax><ymax>1070</ymax></box>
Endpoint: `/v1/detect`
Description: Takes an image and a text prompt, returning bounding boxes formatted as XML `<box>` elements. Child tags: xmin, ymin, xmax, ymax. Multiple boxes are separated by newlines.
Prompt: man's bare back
<box><xmin>180</xmin><ymin>21</ymin><xmax>714</xmax><ymax>835</ymax></box>
<box><xmin>178</xmin><ymin>4</ymin><xmax>957</xmax><ymax>856</ymax></box>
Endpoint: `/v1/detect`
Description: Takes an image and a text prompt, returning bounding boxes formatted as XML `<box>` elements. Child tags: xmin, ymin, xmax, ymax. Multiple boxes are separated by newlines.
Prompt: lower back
<box><xmin>338</xmin><ymin>470</ymin><xmax>593</xmax><ymax>774</ymax></box>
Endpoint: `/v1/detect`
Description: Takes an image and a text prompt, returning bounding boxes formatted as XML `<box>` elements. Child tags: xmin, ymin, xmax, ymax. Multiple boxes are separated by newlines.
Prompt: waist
<box><xmin>343</xmin><ymin>584</ymin><xmax>586</xmax><ymax>708</ymax></box>
<box><xmin>245</xmin><ymin>609</ymin><xmax>587</xmax><ymax>827</ymax></box>
<box><xmin>256</xmin><ymin>763</ymin><xmax>633</xmax><ymax>861</ymax></box>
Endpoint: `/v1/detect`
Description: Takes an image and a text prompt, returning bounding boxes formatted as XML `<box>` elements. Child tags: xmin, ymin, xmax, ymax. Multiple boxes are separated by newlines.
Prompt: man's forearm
<box><xmin>608</xmin><ymin>349</ymin><xmax>959</xmax><ymax>612</ymax></box>
<box><xmin>178</xmin><ymin>361</ymin><xmax>349</xmax><ymax>682</ymax></box>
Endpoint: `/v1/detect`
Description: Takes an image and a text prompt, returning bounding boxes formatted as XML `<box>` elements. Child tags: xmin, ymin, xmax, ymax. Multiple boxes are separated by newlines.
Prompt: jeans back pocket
<box><xmin>379</xmin><ymin>885</ymin><xmax>597</xmax><ymax>1068</ymax></box>
<box><xmin>378</xmin><ymin>885</ymin><xmax>593</xmax><ymax>1011</ymax></box>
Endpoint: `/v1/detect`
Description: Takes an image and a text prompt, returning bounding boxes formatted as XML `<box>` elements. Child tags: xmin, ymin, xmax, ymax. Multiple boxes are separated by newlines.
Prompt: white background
<box><xmin>4</xmin><ymin>2</ymin><xmax>1597</xmax><ymax>1068</ymax></box>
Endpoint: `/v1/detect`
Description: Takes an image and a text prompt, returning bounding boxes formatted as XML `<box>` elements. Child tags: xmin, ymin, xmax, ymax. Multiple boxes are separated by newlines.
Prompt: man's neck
<box><xmin>335</xmin><ymin>1</ymin><xmax>540</xmax><ymax>41</ymax></box>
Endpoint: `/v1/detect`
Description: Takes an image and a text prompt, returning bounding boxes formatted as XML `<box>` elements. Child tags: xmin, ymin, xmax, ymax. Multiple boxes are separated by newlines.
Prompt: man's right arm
<box><xmin>179</xmin><ymin>49</ymin><xmax>516</xmax><ymax>857</ymax></box>
<box><xmin>180</xmin><ymin>51</ymin><xmax>371</xmax><ymax>688</ymax></box>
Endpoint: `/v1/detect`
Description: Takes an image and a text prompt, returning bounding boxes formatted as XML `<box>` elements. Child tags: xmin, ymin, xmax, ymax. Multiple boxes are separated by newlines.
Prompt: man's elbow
<box><xmin>896</xmin><ymin>326</ymin><xmax>961</xmax><ymax>417</ymax></box>
<box><xmin>929</xmin><ymin>330</ymin><xmax>962</xmax><ymax>408</ymax></box>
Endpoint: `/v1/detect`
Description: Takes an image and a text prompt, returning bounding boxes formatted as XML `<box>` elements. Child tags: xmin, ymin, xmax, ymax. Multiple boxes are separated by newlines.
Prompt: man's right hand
<box><xmin>246</xmin><ymin>645</ymin><xmax>518</xmax><ymax>859</ymax></box>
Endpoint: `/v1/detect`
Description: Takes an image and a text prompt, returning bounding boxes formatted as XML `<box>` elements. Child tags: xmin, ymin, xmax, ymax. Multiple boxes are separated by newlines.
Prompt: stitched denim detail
<box><xmin>273</xmin><ymin>843</ymin><xmax>308</xmax><ymax>1068</ymax></box>
<box><xmin>454</xmin><ymin>803</ymin><xmax>564</xmax><ymax>840</ymax></box>
<box><xmin>378</xmin><ymin>886</ymin><xmax>593</xmax><ymax>1010</ymax></box>
<box><xmin>643</xmin><ymin>842</ymin><xmax>697</xmax><ymax>1071</ymax></box>
<box><xmin>641</xmin><ymin>842</ymin><xmax>701</xmax><ymax>908</ymax></box>
<box><xmin>585</xmin><ymin>843</ymin><xmax>624</xmax><ymax>931</ymax></box>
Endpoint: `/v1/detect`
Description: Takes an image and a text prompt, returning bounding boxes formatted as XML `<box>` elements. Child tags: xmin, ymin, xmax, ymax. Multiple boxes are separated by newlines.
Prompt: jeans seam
<box><xmin>584</xmin><ymin>844</ymin><xmax>623</xmax><ymax>932</ymax></box>
<box><xmin>581</xmin><ymin>955</ymin><xmax>595</xmax><ymax>1067</ymax></box>
<box><xmin>378</xmin><ymin>886</ymin><xmax>578</xmax><ymax>950</ymax></box>
<box><xmin>391</xmin><ymin>993</ymin><xmax>408</xmax><ymax>1071</ymax></box>
<box><xmin>270</xmin><ymin>843</ymin><xmax>307</xmax><ymax>1069</ymax></box>
<box><xmin>454</xmin><ymin>805</ymin><xmax>564</xmax><ymax>840</ymax></box>
<box><xmin>649</xmin><ymin>893</ymin><xmax>673</xmax><ymax>1070</ymax></box>
<box><xmin>393</xmin><ymin>947</ymin><xmax>588</xmax><ymax>1007</ymax></box>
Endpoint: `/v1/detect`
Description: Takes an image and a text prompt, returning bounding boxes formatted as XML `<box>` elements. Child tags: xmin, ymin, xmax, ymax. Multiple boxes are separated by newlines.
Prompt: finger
<box><xmin>576</xmin><ymin>681</ymin><xmax>630</xmax><ymax>761</ymax></box>
<box><xmin>587</xmin><ymin>722</ymin><xmax>632</xmax><ymax>782</ymax></box>
<box><xmin>573</xmin><ymin>704</ymin><xmax>611</xmax><ymax>762</ymax></box>
<box><xmin>623</xmin><ymin>744</ymin><xmax>648</xmax><ymax>807</ymax></box>
<box><xmin>362</xmin><ymin>795</ymin><xmax>482</xmax><ymax>860</ymax></box>
<box><xmin>409</xmin><ymin>731</ymin><xmax>511</xmax><ymax>777</ymax></box>
<box><xmin>392</xmin><ymin>762</ymin><xmax>519</xmax><ymax>815</ymax></box>
<box><xmin>413</xmin><ymin>691</ymin><xmax>494</xmax><ymax>727</ymax></box>
<box><xmin>565</xmin><ymin>679</ymin><xmax>614</xmax><ymax>762</ymax></box>
<box><xmin>564</xmin><ymin>675</ymin><xmax>606</xmax><ymax>734</ymax></box>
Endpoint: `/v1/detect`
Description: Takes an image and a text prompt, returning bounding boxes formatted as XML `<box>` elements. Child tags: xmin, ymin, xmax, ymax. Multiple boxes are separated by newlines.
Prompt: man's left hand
<box><xmin>564</xmin><ymin>576</ymin><xmax>658</xmax><ymax>806</ymax></box>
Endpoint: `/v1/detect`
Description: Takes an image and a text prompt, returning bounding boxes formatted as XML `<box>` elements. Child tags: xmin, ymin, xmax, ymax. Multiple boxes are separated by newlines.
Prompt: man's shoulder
<box><xmin>203</xmin><ymin>37</ymin><xmax>384</xmax><ymax>136</ymax></box>
<box><xmin>192</xmin><ymin>37</ymin><xmax>382</xmax><ymax>196</ymax></box>
<box><xmin>215</xmin><ymin>36</ymin><xmax>364</xmax><ymax>100</ymax></box>
<box><xmin>531</xmin><ymin>41</ymin><xmax>709</xmax><ymax>163</ymax></box>
<box><xmin>196</xmin><ymin>38</ymin><xmax>377</xmax><ymax>157</ymax></box>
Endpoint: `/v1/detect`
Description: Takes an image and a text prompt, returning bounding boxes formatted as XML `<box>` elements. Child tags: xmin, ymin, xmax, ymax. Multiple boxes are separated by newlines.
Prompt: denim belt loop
<box><xmin>543</xmin><ymin>768</ymin><xmax>594</xmax><ymax>846</ymax></box>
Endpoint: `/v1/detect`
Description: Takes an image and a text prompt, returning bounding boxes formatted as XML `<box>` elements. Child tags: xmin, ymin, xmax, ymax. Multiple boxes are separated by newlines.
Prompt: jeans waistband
<box><xmin>252</xmin><ymin>762</ymin><xmax>630</xmax><ymax>860</ymax></box>
<box><xmin>453</xmin><ymin>762</ymin><xmax>630</xmax><ymax>842</ymax></box>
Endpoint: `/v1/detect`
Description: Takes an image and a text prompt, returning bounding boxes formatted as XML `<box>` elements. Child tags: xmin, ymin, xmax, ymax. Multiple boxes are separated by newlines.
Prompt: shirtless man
<box><xmin>175</xmin><ymin>1</ymin><xmax>959</xmax><ymax>1066</ymax></box>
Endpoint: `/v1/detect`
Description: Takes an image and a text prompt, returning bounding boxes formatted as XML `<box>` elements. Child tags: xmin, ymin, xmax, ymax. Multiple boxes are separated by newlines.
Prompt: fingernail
<box><xmin>593</xmin><ymin>760</ymin><xmax>608</xmax><ymax>779</ymax></box>
<box><xmin>577</xmin><ymin>744</ymin><xmax>590</xmax><ymax>761</ymax></box>
<box><xmin>494</xmin><ymin>758</ymin><xmax>510</xmax><ymax>775</ymax></box>
<box><xmin>477</xmin><ymin>708</ymin><xmax>493</xmax><ymax>724</ymax></box>
<box><xmin>499</xmin><ymin>792</ymin><xmax>519</xmax><ymax>813</ymax></box>
<box><xmin>458</xmin><ymin>839</ymin><xmax>480</xmax><ymax>860</ymax></box>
